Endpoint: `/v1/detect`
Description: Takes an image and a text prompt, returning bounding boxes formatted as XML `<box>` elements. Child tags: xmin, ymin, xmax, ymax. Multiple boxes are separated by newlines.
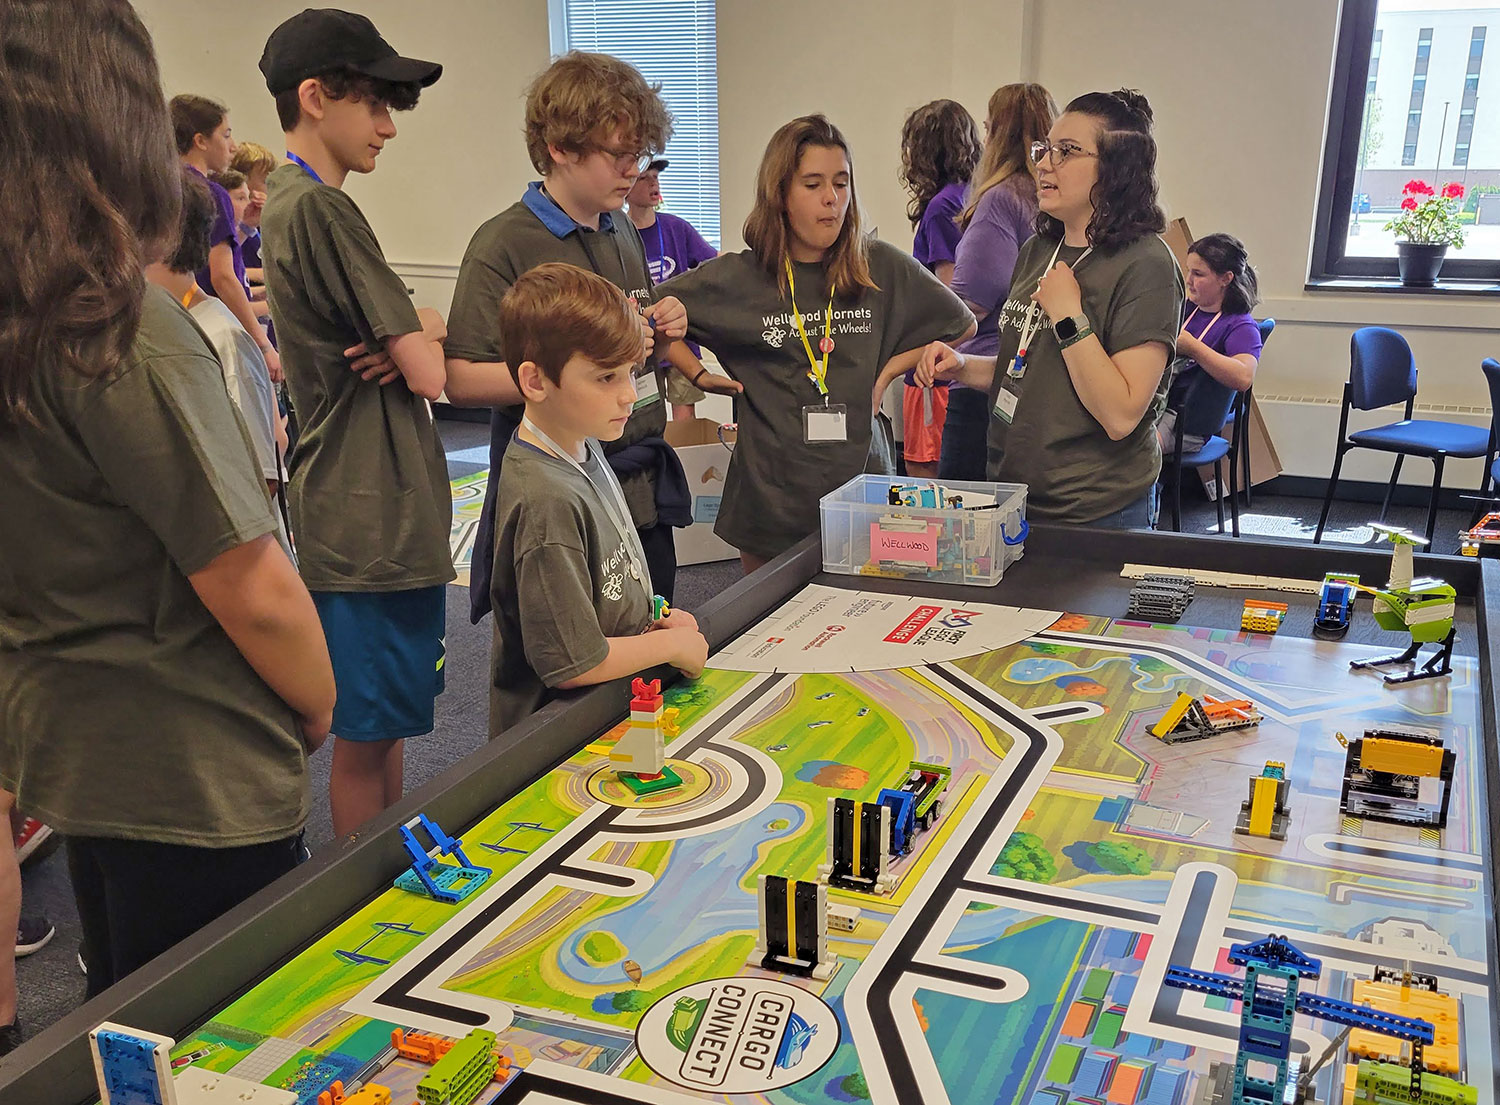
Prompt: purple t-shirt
<box><xmin>1168</xmin><ymin>306</ymin><xmax>1263</xmax><ymax>433</ymax></box>
<box><xmin>189</xmin><ymin>166</ymin><xmax>248</xmax><ymax>301</ymax></box>
<box><xmin>912</xmin><ymin>181</ymin><xmax>966</xmax><ymax>271</ymax></box>
<box><xmin>950</xmin><ymin>175</ymin><xmax>1038</xmax><ymax>358</ymax></box>
<box><xmin>641</xmin><ymin>210</ymin><xmax>716</xmax><ymax>283</ymax></box>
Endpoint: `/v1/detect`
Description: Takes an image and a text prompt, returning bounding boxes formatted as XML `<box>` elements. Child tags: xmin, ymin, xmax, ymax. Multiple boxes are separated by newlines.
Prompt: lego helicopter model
<box><xmin>1347</xmin><ymin>525</ymin><xmax>1455</xmax><ymax>685</ymax></box>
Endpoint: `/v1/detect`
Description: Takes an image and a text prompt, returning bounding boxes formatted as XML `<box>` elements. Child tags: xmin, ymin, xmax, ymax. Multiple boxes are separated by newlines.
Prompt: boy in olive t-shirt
<box><xmin>258</xmin><ymin>10</ymin><xmax>451</xmax><ymax>838</ymax></box>
<box><xmin>489</xmin><ymin>264</ymin><xmax>708</xmax><ymax>738</ymax></box>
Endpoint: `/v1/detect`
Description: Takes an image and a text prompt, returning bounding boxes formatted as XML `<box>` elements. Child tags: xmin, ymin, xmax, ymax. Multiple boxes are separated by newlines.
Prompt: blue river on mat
<box><xmin>558</xmin><ymin>801</ymin><xmax>805</xmax><ymax>984</ymax></box>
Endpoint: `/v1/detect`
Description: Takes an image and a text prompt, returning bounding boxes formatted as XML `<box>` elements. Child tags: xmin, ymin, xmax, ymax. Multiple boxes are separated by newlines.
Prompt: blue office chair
<box><xmin>1479</xmin><ymin>357</ymin><xmax>1500</xmax><ymax>505</ymax></box>
<box><xmin>1313</xmin><ymin>328</ymin><xmax>1491</xmax><ymax>546</ymax></box>
<box><xmin>1224</xmin><ymin>318</ymin><xmax>1275</xmax><ymax>526</ymax></box>
<box><xmin>1163</xmin><ymin>385</ymin><xmax>1242</xmax><ymax>536</ymax></box>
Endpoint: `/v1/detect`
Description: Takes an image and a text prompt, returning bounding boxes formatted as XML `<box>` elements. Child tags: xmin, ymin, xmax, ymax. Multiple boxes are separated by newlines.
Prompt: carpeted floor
<box><xmin>6</xmin><ymin>414</ymin><xmax>1478</xmax><ymax>1045</ymax></box>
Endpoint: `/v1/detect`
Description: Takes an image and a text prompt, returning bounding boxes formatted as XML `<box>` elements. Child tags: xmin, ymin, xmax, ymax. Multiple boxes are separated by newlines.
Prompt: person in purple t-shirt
<box><xmin>1159</xmin><ymin>233</ymin><xmax>1263</xmax><ymax>453</ymax></box>
<box><xmin>900</xmin><ymin>100</ymin><xmax>982</xmax><ymax>476</ymax></box>
<box><xmin>941</xmin><ymin>83</ymin><xmax>1058</xmax><ymax>480</ymax></box>
<box><xmin>171</xmin><ymin>94</ymin><xmax>282</xmax><ymax>384</ymax></box>
<box><xmin>626</xmin><ymin>159</ymin><xmax>719</xmax><ymax>419</ymax></box>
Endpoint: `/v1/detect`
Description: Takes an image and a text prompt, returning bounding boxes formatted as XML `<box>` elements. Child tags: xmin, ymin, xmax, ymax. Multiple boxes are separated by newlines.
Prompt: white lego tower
<box><xmin>610</xmin><ymin>677</ymin><xmax>679</xmax><ymax>777</ymax></box>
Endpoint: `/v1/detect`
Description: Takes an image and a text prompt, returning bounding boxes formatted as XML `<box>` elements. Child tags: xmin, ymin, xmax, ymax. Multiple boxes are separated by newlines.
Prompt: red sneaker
<box><xmin>13</xmin><ymin>817</ymin><xmax>54</xmax><ymax>865</ymax></box>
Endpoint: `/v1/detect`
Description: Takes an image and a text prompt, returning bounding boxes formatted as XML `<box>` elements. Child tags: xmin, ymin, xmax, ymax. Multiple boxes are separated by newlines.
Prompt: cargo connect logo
<box><xmin>636</xmin><ymin>977</ymin><xmax>839</xmax><ymax>1092</ymax></box>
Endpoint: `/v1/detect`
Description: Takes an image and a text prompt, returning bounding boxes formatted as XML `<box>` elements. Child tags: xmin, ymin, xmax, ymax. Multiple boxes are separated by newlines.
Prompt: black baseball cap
<box><xmin>259</xmin><ymin>9</ymin><xmax>442</xmax><ymax>95</ymax></box>
<box><xmin>646</xmin><ymin>158</ymin><xmax>669</xmax><ymax>173</ymax></box>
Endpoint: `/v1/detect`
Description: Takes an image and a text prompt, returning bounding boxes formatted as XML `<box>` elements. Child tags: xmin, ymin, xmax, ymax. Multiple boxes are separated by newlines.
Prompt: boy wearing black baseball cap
<box><xmin>258</xmin><ymin>9</ymin><xmax>453</xmax><ymax>838</ymax></box>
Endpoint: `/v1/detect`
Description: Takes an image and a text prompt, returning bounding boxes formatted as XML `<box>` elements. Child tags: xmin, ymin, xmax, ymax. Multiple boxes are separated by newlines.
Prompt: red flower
<box><xmin>1404</xmin><ymin>179</ymin><xmax>1435</xmax><ymax>196</ymax></box>
<box><xmin>1442</xmin><ymin>182</ymin><xmax>1465</xmax><ymax>199</ymax></box>
<box><xmin>1401</xmin><ymin>196</ymin><xmax>1419</xmax><ymax>211</ymax></box>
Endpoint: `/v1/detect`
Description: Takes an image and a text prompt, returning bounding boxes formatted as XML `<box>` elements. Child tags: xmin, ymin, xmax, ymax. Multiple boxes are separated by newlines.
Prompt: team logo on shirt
<box><xmin>650</xmin><ymin>256</ymin><xmax>678</xmax><ymax>282</ymax></box>
<box><xmin>602</xmin><ymin>574</ymin><xmax>625</xmax><ymax>601</ymax></box>
<box><xmin>761</xmin><ymin>326</ymin><xmax>787</xmax><ymax>348</ymax></box>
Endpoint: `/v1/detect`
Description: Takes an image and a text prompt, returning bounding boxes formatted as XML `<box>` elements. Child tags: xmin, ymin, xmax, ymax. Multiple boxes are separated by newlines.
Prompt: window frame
<box><xmin>1309</xmin><ymin>0</ymin><xmax>1500</xmax><ymax>287</ymax></box>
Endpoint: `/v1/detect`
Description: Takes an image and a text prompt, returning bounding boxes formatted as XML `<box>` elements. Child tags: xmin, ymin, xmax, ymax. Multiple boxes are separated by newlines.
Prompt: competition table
<box><xmin>3</xmin><ymin>525</ymin><xmax>1497</xmax><ymax>1105</ymax></box>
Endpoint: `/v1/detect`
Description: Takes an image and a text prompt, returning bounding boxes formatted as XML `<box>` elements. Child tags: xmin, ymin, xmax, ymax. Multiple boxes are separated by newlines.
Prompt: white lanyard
<box><xmin>1010</xmin><ymin>239</ymin><xmax>1092</xmax><ymax>377</ymax></box>
<box><xmin>520</xmin><ymin>416</ymin><xmax>653</xmax><ymax>597</ymax></box>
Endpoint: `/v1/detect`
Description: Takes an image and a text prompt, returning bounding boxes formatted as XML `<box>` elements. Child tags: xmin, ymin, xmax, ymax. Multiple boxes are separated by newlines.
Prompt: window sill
<box><xmin>1304</xmin><ymin>277</ymin><xmax>1500</xmax><ymax>296</ymax></box>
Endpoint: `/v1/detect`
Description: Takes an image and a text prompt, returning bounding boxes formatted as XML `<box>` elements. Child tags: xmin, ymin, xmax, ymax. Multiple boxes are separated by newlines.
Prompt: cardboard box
<box><xmin>664</xmin><ymin>417</ymin><xmax>739</xmax><ymax>564</ymax></box>
<box><xmin>1162</xmin><ymin>216</ymin><xmax>1194</xmax><ymax>275</ymax></box>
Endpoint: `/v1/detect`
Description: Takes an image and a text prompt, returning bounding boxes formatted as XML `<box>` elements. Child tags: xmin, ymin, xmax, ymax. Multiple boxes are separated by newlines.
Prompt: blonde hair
<box><xmin>229</xmin><ymin>141</ymin><xmax>278</xmax><ymax>180</ymax></box>
<box><xmin>524</xmin><ymin>51</ymin><xmax>672</xmax><ymax>175</ymax></box>
<box><xmin>499</xmin><ymin>262</ymin><xmax>644</xmax><ymax>386</ymax></box>
<box><xmin>959</xmin><ymin>83</ymin><xmax>1057</xmax><ymax>230</ymax></box>
<box><xmin>742</xmin><ymin>115</ymin><xmax>876</xmax><ymax>299</ymax></box>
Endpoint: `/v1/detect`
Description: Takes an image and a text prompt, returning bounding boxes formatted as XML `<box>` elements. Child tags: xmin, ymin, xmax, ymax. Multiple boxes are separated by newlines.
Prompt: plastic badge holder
<box><xmin>819</xmin><ymin>474</ymin><xmax>1029</xmax><ymax>586</ymax></box>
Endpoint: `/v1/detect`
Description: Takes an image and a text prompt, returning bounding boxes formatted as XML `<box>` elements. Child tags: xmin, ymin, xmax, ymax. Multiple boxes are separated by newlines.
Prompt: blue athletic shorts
<box><xmin>311</xmin><ymin>586</ymin><xmax>446</xmax><ymax>741</ymax></box>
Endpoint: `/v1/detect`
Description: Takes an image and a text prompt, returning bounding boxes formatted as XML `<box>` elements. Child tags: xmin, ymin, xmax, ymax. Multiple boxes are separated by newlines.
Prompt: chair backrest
<box><xmin>1350</xmin><ymin>326</ymin><xmax>1417</xmax><ymax>411</ymax></box>
<box><xmin>1482</xmin><ymin>357</ymin><xmax>1500</xmax><ymax>445</ymax></box>
<box><xmin>1256</xmin><ymin>318</ymin><xmax>1276</xmax><ymax>346</ymax></box>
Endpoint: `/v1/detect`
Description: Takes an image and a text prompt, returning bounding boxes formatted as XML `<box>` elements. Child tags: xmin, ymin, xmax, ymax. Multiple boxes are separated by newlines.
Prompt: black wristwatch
<box><xmin>1053</xmin><ymin>313</ymin><xmax>1089</xmax><ymax>342</ymax></box>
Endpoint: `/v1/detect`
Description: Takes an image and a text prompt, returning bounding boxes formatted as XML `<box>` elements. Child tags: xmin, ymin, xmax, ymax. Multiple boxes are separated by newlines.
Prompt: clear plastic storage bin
<box><xmin>819</xmin><ymin>475</ymin><xmax>1028</xmax><ymax>586</ymax></box>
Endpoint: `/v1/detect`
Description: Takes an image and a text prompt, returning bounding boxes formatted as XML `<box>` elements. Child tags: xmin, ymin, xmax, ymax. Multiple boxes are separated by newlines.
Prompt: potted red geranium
<box><xmin>1385</xmin><ymin>179</ymin><xmax>1466</xmax><ymax>286</ymax></box>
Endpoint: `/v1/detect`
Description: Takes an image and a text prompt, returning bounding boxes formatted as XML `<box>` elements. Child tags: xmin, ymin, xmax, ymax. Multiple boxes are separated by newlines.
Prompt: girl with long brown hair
<box><xmin>941</xmin><ymin>83</ymin><xmax>1057</xmax><ymax>481</ymax></box>
<box><xmin>662</xmin><ymin>115</ymin><xmax>974</xmax><ymax>571</ymax></box>
<box><xmin>898</xmin><ymin>99</ymin><xmax>982</xmax><ymax>477</ymax></box>
<box><xmin>0</xmin><ymin>0</ymin><xmax>333</xmax><ymax>1002</ymax></box>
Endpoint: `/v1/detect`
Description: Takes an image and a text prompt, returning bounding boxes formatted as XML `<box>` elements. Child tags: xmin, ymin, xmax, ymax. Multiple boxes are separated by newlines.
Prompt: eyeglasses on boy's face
<box><xmin>595</xmin><ymin>145</ymin><xmax>655</xmax><ymax>172</ymax></box>
<box><xmin>1030</xmin><ymin>140</ymin><xmax>1098</xmax><ymax>167</ymax></box>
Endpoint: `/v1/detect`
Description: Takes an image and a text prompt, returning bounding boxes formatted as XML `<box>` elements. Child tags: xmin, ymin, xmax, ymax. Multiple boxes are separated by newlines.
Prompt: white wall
<box><xmin>139</xmin><ymin>0</ymin><xmax>1499</xmax><ymax>484</ymax></box>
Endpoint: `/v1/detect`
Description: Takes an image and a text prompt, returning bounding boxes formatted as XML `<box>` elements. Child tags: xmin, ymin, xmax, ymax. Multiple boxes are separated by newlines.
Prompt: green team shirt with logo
<box><xmin>662</xmin><ymin>240</ymin><xmax>972</xmax><ymax>559</ymax></box>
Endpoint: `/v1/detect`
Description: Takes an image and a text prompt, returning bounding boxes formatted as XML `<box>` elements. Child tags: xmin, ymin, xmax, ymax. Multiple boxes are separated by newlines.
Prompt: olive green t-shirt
<box><xmin>261</xmin><ymin>163</ymin><xmax>455</xmax><ymax>592</ymax></box>
<box><xmin>0</xmin><ymin>286</ymin><xmax>308</xmax><ymax>845</ymax></box>
<box><xmin>445</xmin><ymin>191</ymin><xmax>667</xmax><ymax>529</ymax></box>
<box><xmin>661</xmin><ymin>241</ymin><xmax>973</xmax><ymax>559</ymax></box>
<box><xmin>986</xmin><ymin>234</ymin><xmax>1184</xmax><ymax>523</ymax></box>
<box><xmin>489</xmin><ymin>438</ymin><xmax>654</xmax><ymax>738</ymax></box>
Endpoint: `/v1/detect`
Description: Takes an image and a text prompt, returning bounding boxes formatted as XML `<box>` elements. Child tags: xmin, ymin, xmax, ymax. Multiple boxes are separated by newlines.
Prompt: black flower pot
<box><xmin>1396</xmin><ymin>242</ymin><xmax>1448</xmax><ymax>287</ymax></box>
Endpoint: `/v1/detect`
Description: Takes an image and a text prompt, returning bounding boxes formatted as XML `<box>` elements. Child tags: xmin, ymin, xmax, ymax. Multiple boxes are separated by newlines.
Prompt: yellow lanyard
<box><xmin>785</xmin><ymin>258</ymin><xmax>835</xmax><ymax>398</ymax></box>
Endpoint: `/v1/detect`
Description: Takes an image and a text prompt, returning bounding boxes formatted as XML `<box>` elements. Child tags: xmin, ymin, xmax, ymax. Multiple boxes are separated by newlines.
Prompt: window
<box><xmin>1311</xmin><ymin>1</ymin><xmax>1500</xmax><ymax>286</ymax></box>
<box><xmin>551</xmin><ymin>0</ymin><xmax>721</xmax><ymax>249</ymax></box>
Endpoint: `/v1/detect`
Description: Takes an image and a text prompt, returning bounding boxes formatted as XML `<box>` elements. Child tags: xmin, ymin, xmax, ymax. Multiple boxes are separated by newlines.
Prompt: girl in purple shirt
<box><xmin>899</xmin><ymin>100</ymin><xmax>981</xmax><ymax>476</ymax></box>
<box><xmin>940</xmin><ymin>84</ymin><xmax>1058</xmax><ymax>480</ymax></box>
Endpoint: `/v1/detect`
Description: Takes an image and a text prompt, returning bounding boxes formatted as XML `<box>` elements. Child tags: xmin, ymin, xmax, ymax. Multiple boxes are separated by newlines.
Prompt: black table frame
<box><xmin>3</xmin><ymin>525</ymin><xmax>1497</xmax><ymax>1104</ymax></box>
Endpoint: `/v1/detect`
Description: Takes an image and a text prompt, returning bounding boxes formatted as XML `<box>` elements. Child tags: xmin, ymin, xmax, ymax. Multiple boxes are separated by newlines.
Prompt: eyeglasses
<box><xmin>1030</xmin><ymin>140</ymin><xmax>1098</xmax><ymax>167</ymax></box>
<box><xmin>597</xmin><ymin>145</ymin><xmax>655</xmax><ymax>172</ymax></box>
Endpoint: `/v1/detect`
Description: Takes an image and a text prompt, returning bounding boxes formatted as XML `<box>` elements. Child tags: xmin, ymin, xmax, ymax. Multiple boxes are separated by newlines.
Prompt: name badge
<box><xmin>803</xmin><ymin>403</ymin><xmax>848</xmax><ymax>445</ymax></box>
<box><xmin>632</xmin><ymin>369</ymin><xmax>662</xmax><ymax>412</ymax></box>
<box><xmin>993</xmin><ymin>385</ymin><xmax>1019</xmax><ymax>424</ymax></box>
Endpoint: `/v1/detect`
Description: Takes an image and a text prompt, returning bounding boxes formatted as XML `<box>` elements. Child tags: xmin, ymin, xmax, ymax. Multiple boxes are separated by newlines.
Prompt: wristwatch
<box><xmin>1053</xmin><ymin>313</ymin><xmax>1090</xmax><ymax>343</ymax></box>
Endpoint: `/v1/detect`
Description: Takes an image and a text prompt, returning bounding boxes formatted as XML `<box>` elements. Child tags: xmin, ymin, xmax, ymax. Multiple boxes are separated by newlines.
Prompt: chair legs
<box><xmin>1213</xmin><ymin>459</ymin><xmax>1225</xmax><ymax>534</ymax></box>
<box><xmin>1313</xmin><ymin>444</ymin><xmax>1348</xmax><ymax>544</ymax></box>
<box><xmin>1171</xmin><ymin>463</ymin><xmax>1182</xmax><ymax>533</ymax></box>
<box><xmin>1227</xmin><ymin>433</ymin><xmax>1242</xmax><ymax>538</ymax></box>
<box><xmin>1378</xmin><ymin>454</ymin><xmax>1405</xmax><ymax>523</ymax></box>
<box><xmin>1241</xmin><ymin>421</ymin><xmax>1252</xmax><ymax>509</ymax></box>
<box><xmin>1424</xmin><ymin>454</ymin><xmax>1446</xmax><ymax>547</ymax></box>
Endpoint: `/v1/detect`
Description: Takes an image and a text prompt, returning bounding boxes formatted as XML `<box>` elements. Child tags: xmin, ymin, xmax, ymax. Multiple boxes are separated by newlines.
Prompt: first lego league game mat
<box><xmin>155</xmin><ymin>585</ymin><xmax>1491</xmax><ymax>1105</ymax></box>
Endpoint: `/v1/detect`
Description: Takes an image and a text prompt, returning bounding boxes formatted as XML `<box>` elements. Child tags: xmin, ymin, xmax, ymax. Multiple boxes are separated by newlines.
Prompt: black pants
<box><xmin>639</xmin><ymin>522</ymin><xmax>677</xmax><ymax>605</ymax></box>
<box><xmin>938</xmin><ymin>386</ymin><xmax>991</xmax><ymax>482</ymax></box>
<box><xmin>68</xmin><ymin>833</ymin><xmax>302</xmax><ymax>998</ymax></box>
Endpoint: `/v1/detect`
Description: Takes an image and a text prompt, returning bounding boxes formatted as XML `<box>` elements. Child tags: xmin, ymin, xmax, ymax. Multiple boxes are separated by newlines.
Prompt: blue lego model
<box><xmin>90</xmin><ymin>1022</ymin><xmax>175</xmax><ymax>1105</ymax></box>
<box><xmin>876</xmin><ymin>788</ymin><xmax>917</xmax><ymax>855</ymax></box>
<box><xmin>392</xmin><ymin>813</ymin><xmax>492</xmax><ymax>904</ymax></box>
<box><xmin>1163</xmin><ymin>934</ymin><xmax>1435</xmax><ymax>1105</ymax></box>
<box><xmin>1315</xmin><ymin>572</ymin><xmax>1358</xmax><ymax>637</ymax></box>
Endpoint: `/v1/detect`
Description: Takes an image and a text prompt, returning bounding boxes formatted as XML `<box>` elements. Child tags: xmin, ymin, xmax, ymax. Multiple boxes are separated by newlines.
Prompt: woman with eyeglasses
<box><xmin>917</xmin><ymin>89</ymin><xmax>1183</xmax><ymax>528</ymax></box>
<box><xmin>940</xmin><ymin>83</ymin><xmax>1058</xmax><ymax>482</ymax></box>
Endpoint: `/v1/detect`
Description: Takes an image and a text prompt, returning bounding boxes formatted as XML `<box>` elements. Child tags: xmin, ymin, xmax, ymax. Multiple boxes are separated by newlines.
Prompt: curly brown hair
<box><xmin>899</xmin><ymin>99</ymin><xmax>981</xmax><ymax>229</ymax></box>
<box><xmin>524</xmin><ymin>51</ymin><xmax>672</xmax><ymax>174</ymax></box>
<box><xmin>1036</xmin><ymin>89</ymin><xmax>1166</xmax><ymax>251</ymax></box>
<box><xmin>1</xmin><ymin>0</ymin><xmax>182</xmax><ymax>425</ymax></box>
